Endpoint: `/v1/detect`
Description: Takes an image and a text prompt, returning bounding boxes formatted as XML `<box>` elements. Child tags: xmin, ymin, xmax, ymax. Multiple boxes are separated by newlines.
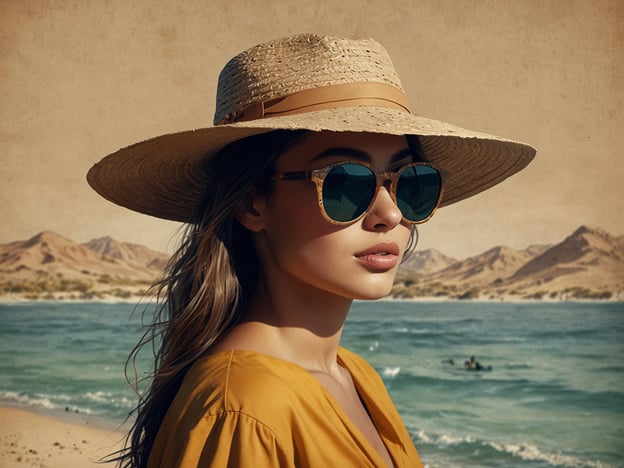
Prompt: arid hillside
<box><xmin>394</xmin><ymin>226</ymin><xmax>624</xmax><ymax>300</ymax></box>
<box><xmin>0</xmin><ymin>231</ymin><xmax>168</xmax><ymax>300</ymax></box>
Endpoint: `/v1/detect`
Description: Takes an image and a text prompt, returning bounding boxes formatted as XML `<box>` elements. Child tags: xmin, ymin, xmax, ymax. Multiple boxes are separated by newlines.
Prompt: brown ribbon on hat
<box><xmin>217</xmin><ymin>82</ymin><xmax>412</xmax><ymax>125</ymax></box>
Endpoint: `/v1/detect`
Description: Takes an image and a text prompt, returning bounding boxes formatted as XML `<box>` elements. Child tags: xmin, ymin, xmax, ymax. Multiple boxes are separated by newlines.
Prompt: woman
<box><xmin>88</xmin><ymin>34</ymin><xmax>535</xmax><ymax>467</ymax></box>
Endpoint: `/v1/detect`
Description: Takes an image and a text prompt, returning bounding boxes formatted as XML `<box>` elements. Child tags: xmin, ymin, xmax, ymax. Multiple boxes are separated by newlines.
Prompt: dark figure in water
<box><xmin>465</xmin><ymin>355</ymin><xmax>482</xmax><ymax>370</ymax></box>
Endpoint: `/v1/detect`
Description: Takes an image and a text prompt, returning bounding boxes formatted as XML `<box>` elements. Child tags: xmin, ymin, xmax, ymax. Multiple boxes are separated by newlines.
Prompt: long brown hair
<box><xmin>112</xmin><ymin>129</ymin><xmax>308</xmax><ymax>468</ymax></box>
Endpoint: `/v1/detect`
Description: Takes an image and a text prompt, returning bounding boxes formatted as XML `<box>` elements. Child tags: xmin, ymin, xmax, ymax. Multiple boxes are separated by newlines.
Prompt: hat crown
<box><xmin>213</xmin><ymin>34</ymin><xmax>405</xmax><ymax>125</ymax></box>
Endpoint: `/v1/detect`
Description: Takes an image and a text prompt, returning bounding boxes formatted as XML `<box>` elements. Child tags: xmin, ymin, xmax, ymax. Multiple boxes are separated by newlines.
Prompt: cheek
<box><xmin>265</xmin><ymin>183</ymin><xmax>340</xmax><ymax>257</ymax></box>
<box><xmin>262</xmin><ymin>183</ymin><xmax>364</xmax><ymax>293</ymax></box>
<box><xmin>265</xmin><ymin>218</ymin><xmax>360</xmax><ymax>294</ymax></box>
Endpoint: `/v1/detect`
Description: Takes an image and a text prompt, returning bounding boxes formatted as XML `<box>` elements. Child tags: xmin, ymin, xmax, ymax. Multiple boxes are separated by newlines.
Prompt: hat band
<box><xmin>217</xmin><ymin>82</ymin><xmax>412</xmax><ymax>125</ymax></box>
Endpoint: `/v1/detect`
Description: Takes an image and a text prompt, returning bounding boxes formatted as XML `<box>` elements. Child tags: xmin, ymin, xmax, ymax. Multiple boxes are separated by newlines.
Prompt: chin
<box><xmin>348</xmin><ymin>282</ymin><xmax>394</xmax><ymax>301</ymax></box>
<box><xmin>354</xmin><ymin>293</ymin><xmax>392</xmax><ymax>301</ymax></box>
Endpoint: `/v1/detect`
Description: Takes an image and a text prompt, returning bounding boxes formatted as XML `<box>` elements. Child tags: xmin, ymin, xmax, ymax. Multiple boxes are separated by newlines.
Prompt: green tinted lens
<box><xmin>396</xmin><ymin>166</ymin><xmax>441</xmax><ymax>222</ymax></box>
<box><xmin>322</xmin><ymin>164</ymin><xmax>376</xmax><ymax>222</ymax></box>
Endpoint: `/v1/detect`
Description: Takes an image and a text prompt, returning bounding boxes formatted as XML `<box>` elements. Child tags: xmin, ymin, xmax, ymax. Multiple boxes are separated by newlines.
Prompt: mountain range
<box><xmin>0</xmin><ymin>231</ymin><xmax>169</xmax><ymax>300</ymax></box>
<box><xmin>394</xmin><ymin>225</ymin><xmax>624</xmax><ymax>300</ymax></box>
<box><xmin>0</xmin><ymin>226</ymin><xmax>622</xmax><ymax>301</ymax></box>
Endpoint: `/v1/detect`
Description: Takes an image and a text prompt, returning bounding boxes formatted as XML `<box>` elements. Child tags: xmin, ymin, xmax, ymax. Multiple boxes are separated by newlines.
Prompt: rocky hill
<box><xmin>400</xmin><ymin>248</ymin><xmax>456</xmax><ymax>274</ymax></box>
<box><xmin>82</xmin><ymin>236</ymin><xmax>169</xmax><ymax>271</ymax></box>
<box><xmin>0</xmin><ymin>231</ymin><xmax>169</xmax><ymax>300</ymax></box>
<box><xmin>394</xmin><ymin>226</ymin><xmax>623</xmax><ymax>300</ymax></box>
<box><xmin>431</xmin><ymin>244</ymin><xmax>549</xmax><ymax>284</ymax></box>
<box><xmin>512</xmin><ymin>226</ymin><xmax>622</xmax><ymax>282</ymax></box>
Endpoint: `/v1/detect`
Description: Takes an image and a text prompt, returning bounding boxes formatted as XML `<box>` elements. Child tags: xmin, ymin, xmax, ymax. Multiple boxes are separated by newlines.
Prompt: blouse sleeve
<box><xmin>152</xmin><ymin>410</ymin><xmax>292</xmax><ymax>467</ymax></box>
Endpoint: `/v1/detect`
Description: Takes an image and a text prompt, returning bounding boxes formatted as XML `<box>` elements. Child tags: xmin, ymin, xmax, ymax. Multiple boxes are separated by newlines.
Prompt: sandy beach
<box><xmin>0</xmin><ymin>406</ymin><xmax>124</xmax><ymax>468</ymax></box>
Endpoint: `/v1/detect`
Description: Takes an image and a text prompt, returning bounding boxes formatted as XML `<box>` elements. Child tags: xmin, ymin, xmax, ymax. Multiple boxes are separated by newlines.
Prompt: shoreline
<box><xmin>0</xmin><ymin>405</ymin><xmax>126</xmax><ymax>467</ymax></box>
<box><xmin>1</xmin><ymin>294</ymin><xmax>623</xmax><ymax>305</ymax></box>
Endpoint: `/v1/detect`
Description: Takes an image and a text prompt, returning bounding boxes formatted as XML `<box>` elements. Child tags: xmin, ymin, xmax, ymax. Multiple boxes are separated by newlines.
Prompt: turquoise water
<box><xmin>1</xmin><ymin>301</ymin><xmax>622</xmax><ymax>467</ymax></box>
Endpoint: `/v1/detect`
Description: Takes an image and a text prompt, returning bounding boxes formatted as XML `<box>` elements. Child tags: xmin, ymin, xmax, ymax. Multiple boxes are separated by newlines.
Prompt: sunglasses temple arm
<box><xmin>274</xmin><ymin>170</ymin><xmax>311</xmax><ymax>181</ymax></box>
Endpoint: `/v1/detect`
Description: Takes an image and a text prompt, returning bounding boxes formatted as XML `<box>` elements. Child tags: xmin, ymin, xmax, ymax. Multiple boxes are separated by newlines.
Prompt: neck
<box><xmin>217</xmin><ymin>276</ymin><xmax>353</xmax><ymax>374</ymax></box>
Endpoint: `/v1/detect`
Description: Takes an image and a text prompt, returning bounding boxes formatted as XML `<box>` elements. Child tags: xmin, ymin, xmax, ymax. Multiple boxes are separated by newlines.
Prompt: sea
<box><xmin>0</xmin><ymin>300</ymin><xmax>622</xmax><ymax>467</ymax></box>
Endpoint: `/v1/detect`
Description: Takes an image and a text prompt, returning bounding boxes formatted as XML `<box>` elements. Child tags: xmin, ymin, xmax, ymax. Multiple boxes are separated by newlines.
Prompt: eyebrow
<box><xmin>311</xmin><ymin>147</ymin><xmax>413</xmax><ymax>164</ymax></box>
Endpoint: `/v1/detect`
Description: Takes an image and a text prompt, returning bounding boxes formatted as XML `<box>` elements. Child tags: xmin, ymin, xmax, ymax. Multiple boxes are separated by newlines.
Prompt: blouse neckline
<box><xmin>202</xmin><ymin>347</ymin><xmax>403</xmax><ymax>467</ymax></box>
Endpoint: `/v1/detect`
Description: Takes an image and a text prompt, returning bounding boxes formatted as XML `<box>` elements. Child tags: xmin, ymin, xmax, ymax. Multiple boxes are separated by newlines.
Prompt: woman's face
<box><xmin>253</xmin><ymin>131</ymin><xmax>414</xmax><ymax>301</ymax></box>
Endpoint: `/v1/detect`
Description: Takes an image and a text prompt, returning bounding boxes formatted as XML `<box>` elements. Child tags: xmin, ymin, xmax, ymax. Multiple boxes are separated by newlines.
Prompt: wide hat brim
<box><xmin>87</xmin><ymin>105</ymin><xmax>536</xmax><ymax>222</ymax></box>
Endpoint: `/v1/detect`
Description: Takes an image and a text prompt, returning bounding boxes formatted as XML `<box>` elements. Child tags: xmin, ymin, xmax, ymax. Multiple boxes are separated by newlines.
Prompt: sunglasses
<box><xmin>273</xmin><ymin>161</ymin><xmax>444</xmax><ymax>225</ymax></box>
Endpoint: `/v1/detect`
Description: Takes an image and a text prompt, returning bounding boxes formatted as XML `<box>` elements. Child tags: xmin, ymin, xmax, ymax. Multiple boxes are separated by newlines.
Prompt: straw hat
<box><xmin>87</xmin><ymin>33</ymin><xmax>536</xmax><ymax>222</ymax></box>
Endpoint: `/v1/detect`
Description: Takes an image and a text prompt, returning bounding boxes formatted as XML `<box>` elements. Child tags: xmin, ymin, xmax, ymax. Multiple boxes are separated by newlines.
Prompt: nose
<box><xmin>362</xmin><ymin>186</ymin><xmax>403</xmax><ymax>230</ymax></box>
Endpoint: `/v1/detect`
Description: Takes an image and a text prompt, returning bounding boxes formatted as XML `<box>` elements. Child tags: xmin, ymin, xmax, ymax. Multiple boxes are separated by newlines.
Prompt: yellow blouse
<box><xmin>148</xmin><ymin>347</ymin><xmax>423</xmax><ymax>467</ymax></box>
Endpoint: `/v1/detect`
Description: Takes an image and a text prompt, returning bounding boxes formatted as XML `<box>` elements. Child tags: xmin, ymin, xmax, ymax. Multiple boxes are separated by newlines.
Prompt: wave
<box><xmin>379</xmin><ymin>366</ymin><xmax>623</xmax><ymax>405</ymax></box>
<box><xmin>381</xmin><ymin>366</ymin><xmax>401</xmax><ymax>378</ymax></box>
<box><xmin>588</xmin><ymin>365</ymin><xmax>624</xmax><ymax>374</ymax></box>
<box><xmin>528</xmin><ymin>329</ymin><xmax>612</xmax><ymax>340</ymax></box>
<box><xmin>83</xmin><ymin>390</ymin><xmax>134</xmax><ymax>408</ymax></box>
<box><xmin>487</xmin><ymin>441</ymin><xmax>615</xmax><ymax>468</ymax></box>
<box><xmin>0</xmin><ymin>390</ymin><xmax>94</xmax><ymax>415</ymax></box>
<box><xmin>414</xmin><ymin>429</ymin><xmax>616</xmax><ymax>468</ymax></box>
<box><xmin>415</xmin><ymin>429</ymin><xmax>474</xmax><ymax>446</ymax></box>
<box><xmin>0</xmin><ymin>389</ymin><xmax>134</xmax><ymax>418</ymax></box>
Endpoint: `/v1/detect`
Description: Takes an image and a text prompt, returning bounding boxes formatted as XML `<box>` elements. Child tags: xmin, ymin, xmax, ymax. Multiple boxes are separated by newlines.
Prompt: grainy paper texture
<box><xmin>2</xmin><ymin>0</ymin><xmax>622</xmax><ymax>257</ymax></box>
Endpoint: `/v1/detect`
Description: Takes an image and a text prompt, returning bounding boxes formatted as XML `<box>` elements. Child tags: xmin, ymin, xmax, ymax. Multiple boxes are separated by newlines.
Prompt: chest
<box><xmin>311</xmin><ymin>371</ymin><xmax>395</xmax><ymax>467</ymax></box>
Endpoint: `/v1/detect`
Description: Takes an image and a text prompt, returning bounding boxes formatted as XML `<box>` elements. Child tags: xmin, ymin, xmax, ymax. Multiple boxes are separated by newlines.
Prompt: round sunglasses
<box><xmin>273</xmin><ymin>161</ymin><xmax>444</xmax><ymax>225</ymax></box>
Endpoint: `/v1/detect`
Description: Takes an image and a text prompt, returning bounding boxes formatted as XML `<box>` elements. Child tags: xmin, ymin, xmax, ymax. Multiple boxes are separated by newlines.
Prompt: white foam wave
<box><xmin>382</xmin><ymin>367</ymin><xmax>400</xmax><ymax>378</ymax></box>
<box><xmin>416</xmin><ymin>430</ymin><xmax>474</xmax><ymax>446</ymax></box>
<box><xmin>487</xmin><ymin>442</ymin><xmax>615</xmax><ymax>468</ymax></box>
<box><xmin>84</xmin><ymin>390</ymin><xmax>133</xmax><ymax>408</ymax></box>
<box><xmin>0</xmin><ymin>390</ymin><xmax>94</xmax><ymax>415</ymax></box>
<box><xmin>415</xmin><ymin>429</ymin><xmax>614</xmax><ymax>468</ymax></box>
<box><xmin>1</xmin><ymin>390</ymin><xmax>60</xmax><ymax>409</ymax></box>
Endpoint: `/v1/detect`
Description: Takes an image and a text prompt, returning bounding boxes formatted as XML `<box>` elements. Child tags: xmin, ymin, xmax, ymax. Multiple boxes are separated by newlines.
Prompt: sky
<box><xmin>2</xmin><ymin>0</ymin><xmax>622</xmax><ymax>259</ymax></box>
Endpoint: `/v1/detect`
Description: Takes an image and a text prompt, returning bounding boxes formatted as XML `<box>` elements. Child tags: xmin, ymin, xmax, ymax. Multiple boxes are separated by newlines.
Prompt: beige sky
<box><xmin>2</xmin><ymin>0</ymin><xmax>622</xmax><ymax>259</ymax></box>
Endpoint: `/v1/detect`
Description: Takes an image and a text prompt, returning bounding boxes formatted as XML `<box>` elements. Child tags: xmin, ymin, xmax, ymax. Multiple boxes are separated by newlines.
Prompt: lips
<box><xmin>354</xmin><ymin>242</ymin><xmax>401</xmax><ymax>270</ymax></box>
